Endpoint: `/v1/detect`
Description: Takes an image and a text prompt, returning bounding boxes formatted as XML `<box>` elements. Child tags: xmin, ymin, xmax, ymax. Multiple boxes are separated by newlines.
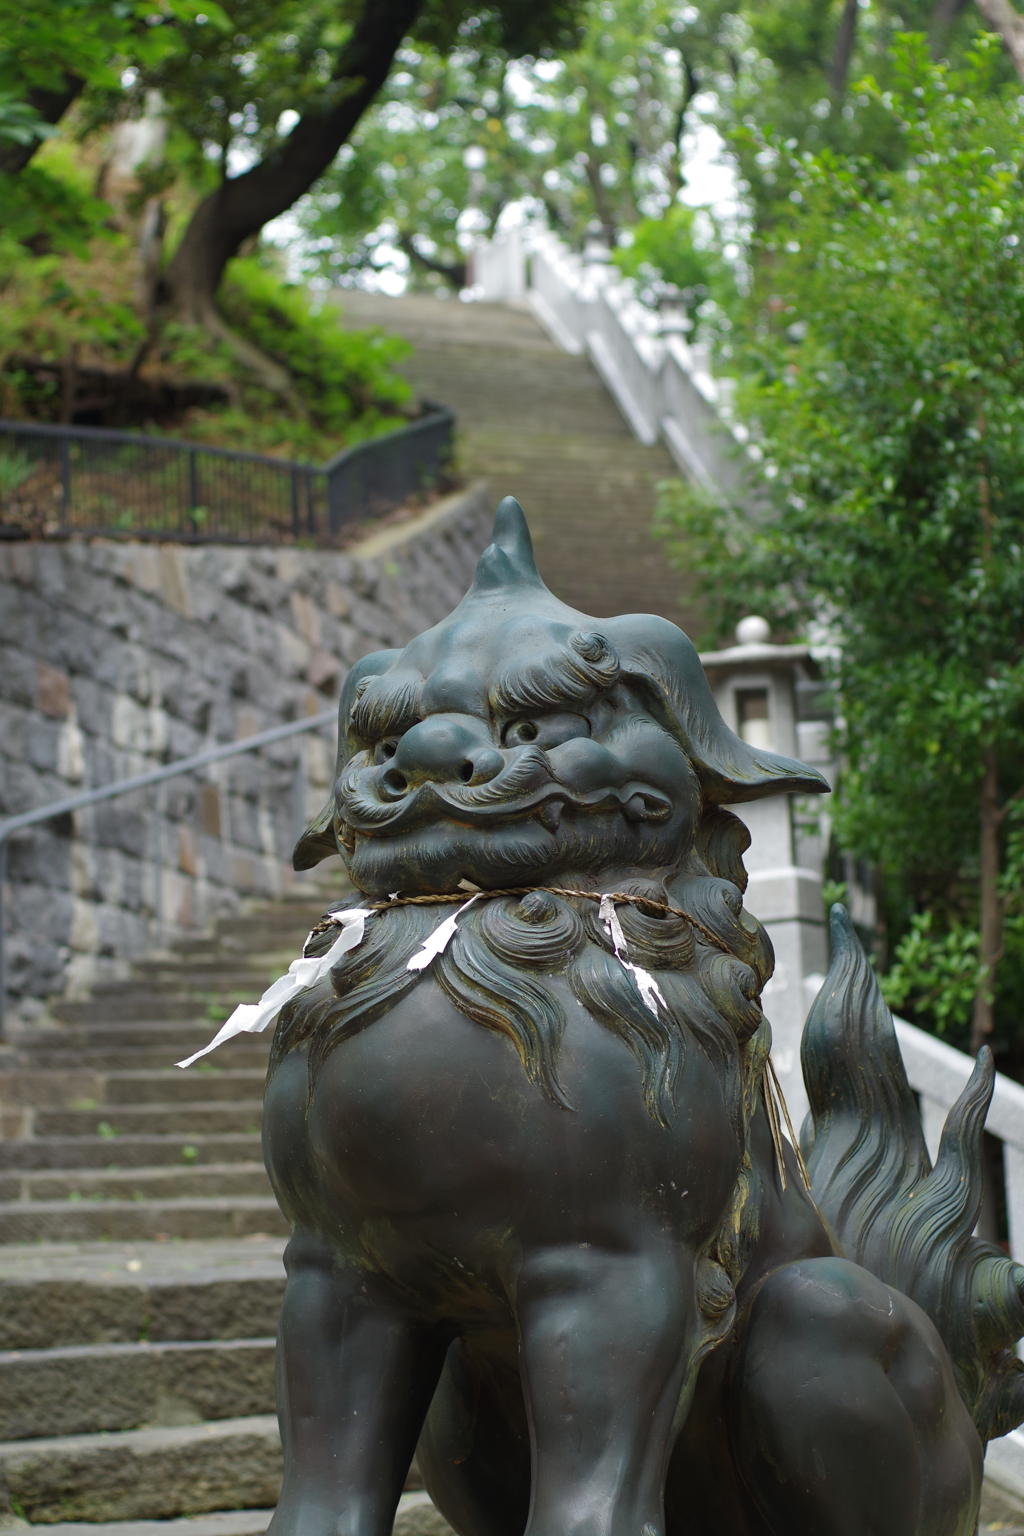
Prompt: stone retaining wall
<box><xmin>0</xmin><ymin>483</ymin><xmax>492</xmax><ymax>1016</ymax></box>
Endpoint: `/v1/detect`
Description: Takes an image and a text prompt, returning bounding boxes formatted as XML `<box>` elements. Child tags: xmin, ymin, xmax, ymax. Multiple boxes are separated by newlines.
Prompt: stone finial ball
<box><xmin>735</xmin><ymin>615</ymin><xmax>771</xmax><ymax>646</ymax></box>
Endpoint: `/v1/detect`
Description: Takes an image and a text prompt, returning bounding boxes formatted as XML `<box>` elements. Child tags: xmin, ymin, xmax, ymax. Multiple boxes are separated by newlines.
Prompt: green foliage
<box><xmin>612</xmin><ymin>203</ymin><xmax>734</xmax><ymax>332</ymax></box>
<box><xmin>714</xmin><ymin>0</ymin><xmax>1011</xmax><ymax>237</ymax></box>
<box><xmin>0</xmin><ymin>234</ymin><xmax>412</xmax><ymax>459</ymax></box>
<box><xmin>299</xmin><ymin>0</ymin><xmax>741</xmax><ymax>287</ymax></box>
<box><xmin>0</xmin><ymin>92</ymin><xmax>57</xmax><ymax>148</ymax></box>
<box><xmin>656</xmin><ymin>36</ymin><xmax>1024</xmax><ymax>1045</ymax></box>
<box><xmin>0</xmin><ymin>0</ymin><xmax>228</xmax><ymax>146</ymax></box>
<box><xmin>880</xmin><ymin>913</ymin><xmax>983</xmax><ymax>1046</ymax></box>
<box><xmin>215</xmin><ymin>257</ymin><xmax>413</xmax><ymax>446</ymax></box>
<box><xmin>0</xmin><ymin>231</ymin><xmax>145</xmax><ymax>413</ymax></box>
<box><xmin>0</xmin><ymin>145</ymin><xmax>114</xmax><ymax>255</ymax></box>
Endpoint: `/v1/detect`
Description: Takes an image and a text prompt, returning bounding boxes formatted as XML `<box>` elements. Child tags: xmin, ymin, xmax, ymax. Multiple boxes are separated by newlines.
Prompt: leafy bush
<box><xmin>880</xmin><ymin>914</ymin><xmax>983</xmax><ymax>1047</ymax></box>
<box><xmin>612</xmin><ymin>204</ymin><xmax>734</xmax><ymax>334</ymax></box>
<box><xmin>215</xmin><ymin>258</ymin><xmax>413</xmax><ymax>446</ymax></box>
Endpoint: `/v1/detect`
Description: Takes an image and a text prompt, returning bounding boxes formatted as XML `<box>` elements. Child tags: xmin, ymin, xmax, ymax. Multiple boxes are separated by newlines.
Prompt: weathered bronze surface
<box><xmin>264</xmin><ymin>498</ymin><xmax>1023</xmax><ymax>1536</ymax></box>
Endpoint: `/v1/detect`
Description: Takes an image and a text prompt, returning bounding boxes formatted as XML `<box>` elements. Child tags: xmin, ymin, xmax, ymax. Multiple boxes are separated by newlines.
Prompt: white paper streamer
<box><xmin>598</xmin><ymin>893</ymin><xmax>667</xmax><ymax>1018</ymax></box>
<box><xmin>176</xmin><ymin>907</ymin><xmax>374</xmax><ymax>1068</ymax></box>
<box><xmin>406</xmin><ymin>895</ymin><xmax>480</xmax><ymax>972</ymax></box>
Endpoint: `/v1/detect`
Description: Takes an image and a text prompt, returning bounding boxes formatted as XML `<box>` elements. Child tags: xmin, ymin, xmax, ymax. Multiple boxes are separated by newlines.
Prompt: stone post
<box><xmin>700</xmin><ymin>617</ymin><xmax>835</xmax><ymax>1135</ymax></box>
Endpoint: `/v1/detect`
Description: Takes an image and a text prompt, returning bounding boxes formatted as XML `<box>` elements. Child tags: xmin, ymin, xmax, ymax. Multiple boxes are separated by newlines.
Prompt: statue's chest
<box><xmin>295</xmin><ymin>975</ymin><xmax>740</xmax><ymax>1258</ymax></box>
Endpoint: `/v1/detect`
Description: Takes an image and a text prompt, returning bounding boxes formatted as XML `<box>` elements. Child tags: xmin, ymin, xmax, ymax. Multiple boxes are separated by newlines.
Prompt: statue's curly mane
<box><xmin>271</xmin><ymin>806</ymin><xmax>775</xmax><ymax>1291</ymax></box>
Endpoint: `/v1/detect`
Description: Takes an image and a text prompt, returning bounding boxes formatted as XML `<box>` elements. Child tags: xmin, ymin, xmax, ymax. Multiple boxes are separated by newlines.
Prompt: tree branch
<box><xmin>0</xmin><ymin>74</ymin><xmax>83</xmax><ymax>173</ymax></box>
<box><xmin>162</xmin><ymin>0</ymin><xmax>423</xmax><ymax>320</ymax></box>
<box><xmin>975</xmin><ymin>0</ymin><xmax>1024</xmax><ymax>79</ymax></box>
<box><xmin>397</xmin><ymin>233</ymin><xmax>466</xmax><ymax>289</ymax></box>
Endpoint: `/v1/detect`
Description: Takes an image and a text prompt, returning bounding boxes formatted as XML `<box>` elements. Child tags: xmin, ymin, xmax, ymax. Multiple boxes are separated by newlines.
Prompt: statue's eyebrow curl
<box><xmin>351</xmin><ymin>678</ymin><xmax>423</xmax><ymax>741</ymax></box>
<box><xmin>490</xmin><ymin>637</ymin><xmax>621</xmax><ymax>717</ymax></box>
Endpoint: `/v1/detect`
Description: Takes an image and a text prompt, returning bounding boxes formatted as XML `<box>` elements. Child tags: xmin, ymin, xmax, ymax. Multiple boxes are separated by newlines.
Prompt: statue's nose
<box><xmin>382</xmin><ymin>715</ymin><xmax>503</xmax><ymax>794</ymax></box>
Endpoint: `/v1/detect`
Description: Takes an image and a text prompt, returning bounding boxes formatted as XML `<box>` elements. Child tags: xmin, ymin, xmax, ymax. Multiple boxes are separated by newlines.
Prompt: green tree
<box><xmin>655</xmin><ymin>36</ymin><xmax>1024</xmax><ymax>1055</ymax></box>
<box><xmin>0</xmin><ymin>0</ymin><xmax>224</xmax><ymax>174</ymax></box>
<box><xmin>298</xmin><ymin>0</ymin><xmax>743</xmax><ymax>289</ymax></box>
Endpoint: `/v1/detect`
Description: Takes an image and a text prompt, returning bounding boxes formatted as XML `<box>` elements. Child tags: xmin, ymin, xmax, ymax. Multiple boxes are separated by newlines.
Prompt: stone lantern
<box><xmin>699</xmin><ymin>615</ymin><xmax>835</xmax><ymax>1131</ymax></box>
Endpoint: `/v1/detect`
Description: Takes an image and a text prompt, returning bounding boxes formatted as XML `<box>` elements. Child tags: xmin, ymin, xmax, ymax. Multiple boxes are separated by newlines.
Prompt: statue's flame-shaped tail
<box><xmin>802</xmin><ymin>905</ymin><xmax>1024</xmax><ymax>1443</ymax></box>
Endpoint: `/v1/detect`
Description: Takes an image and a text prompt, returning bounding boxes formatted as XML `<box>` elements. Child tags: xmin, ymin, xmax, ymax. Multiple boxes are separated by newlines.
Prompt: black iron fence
<box><xmin>0</xmin><ymin>402</ymin><xmax>455</xmax><ymax>546</ymax></box>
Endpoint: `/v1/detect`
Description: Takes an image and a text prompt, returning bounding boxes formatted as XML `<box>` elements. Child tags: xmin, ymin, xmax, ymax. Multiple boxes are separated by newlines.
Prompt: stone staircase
<box><xmin>0</xmin><ymin>889</ymin><xmax>447</xmax><ymax>1536</ymax></box>
<box><xmin>329</xmin><ymin>291</ymin><xmax>702</xmax><ymax>634</ymax></box>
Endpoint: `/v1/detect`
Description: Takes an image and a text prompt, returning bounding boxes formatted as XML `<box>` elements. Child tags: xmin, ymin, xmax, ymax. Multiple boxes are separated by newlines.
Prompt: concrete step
<box><xmin>3</xmin><ymin>1485</ymin><xmax>447</xmax><ymax>1536</ymax></box>
<box><xmin>0</xmin><ymin>1134</ymin><xmax>263</xmax><ymax>1172</ymax></box>
<box><xmin>8</xmin><ymin>1512</ymin><xmax>276</xmax><ymax>1536</ymax></box>
<box><xmin>103</xmin><ymin>1073</ymin><xmax>267</xmax><ymax>1107</ymax></box>
<box><xmin>10</xmin><ymin>1046</ymin><xmax>270</xmax><ymax>1073</ymax></box>
<box><xmin>32</xmin><ymin>1104</ymin><xmax>264</xmax><ymax>1138</ymax></box>
<box><xmin>0</xmin><ymin>1238</ymin><xmax>286</xmax><ymax>1349</ymax></box>
<box><xmin>10</xmin><ymin>1025</ymin><xmax>269</xmax><ymax>1054</ymax></box>
<box><xmin>0</xmin><ymin>1073</ymin><xmax>267</xmax><ymax>1112</ymax></box>
<box><xmin>6</xmin><ymin>1511</ymin><xmax>275</xmax><ymax>1536</ymax></box>
<box><xmin>0</xmin><ymin>1196</ymin><xmax>286</xmax><ymax>1245</ymax></box>
<box><xmin>51</xmin><ymin>998</ymin><xmax>243</xmax><ymax>1025</ymax></box>
<box><xmin>0</xmin><ymin>1413</ymin><xmax>282</xmax><ymax>1523</ymax></box>
<box><xmin>0</xmin><ymin>1163</ymin><xmax>271</xmax><ymax>1204</ymax></box>
<box><xmin>0</xmin><ymin>1337</ymin><xmax>276</xmax><ymax>1440</ymax></box>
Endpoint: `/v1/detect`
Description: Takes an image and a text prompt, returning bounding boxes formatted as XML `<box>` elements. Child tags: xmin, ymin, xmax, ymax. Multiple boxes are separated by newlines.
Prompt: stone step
<box><xmin>0</xmin><ymin>1134</ymin><xmax>263</xmax><ymax>1172</ymax></box>
<box><xmin>104</xmin><ymin>1073</ymin><xmax>267</xmax><ymax>1106</ymax></box>
<box><xmin>11</xmin><ymin>1025</ymin><xmax>269</xmax><ymax>1054</ymax></box>
<box><xmin>0</xmin><ymin>1413</ymin><xmax>283</xmax><ymax>1524</ymax></box>
<box><xmin>0</xmin><ymin>1162</ymin><xmax>271</xmax><ymax>1204</ymax></box>
<box><xmin>0</xmin><ymin>1072</ymin><xmax>267</xmax><ymax>1112</ymax></box>
<box><xmin>14</xmin><ymin>1512</ymin><xmax>276</xmax><ymax>1536</ymax></box>
<box><xmin>32</xmin><ymin>1103</ymin><xmax>264</xmax><ymax>1138</ymax></box>
<box><xmin>2</xmin><ymin>1485</ymin><xmax>443</xmax><ymax>1536</ymax></box>
<box><xmin>0</xmin><ymin>1196</ymin><xmax>286</xmax><ymax>1245</ymax></box>
<box><xmin>52</xmin><ymin>998</ymin><xmax>243</xmax><ymax>1025</ymax></box>
<box><xmin>0</xmin><ymin>1337</ymin><xmax>276</xmax><ymax>1441</ymax></box>
<box><xmin>0</xmin><ymin>1238</ymin><xmax>286</xmax><ymax>1350</ymax></box>
<box><xmin>10</xmin><ymin>1046</ymin><xmax>270</xmax><ymax>1073</ymax></box>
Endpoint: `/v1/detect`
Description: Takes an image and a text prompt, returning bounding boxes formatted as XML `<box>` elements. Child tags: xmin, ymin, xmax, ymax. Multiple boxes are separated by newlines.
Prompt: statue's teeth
<box><xmin>537</xmin><ymin>801</ymin><xmax>562</xmax><ymax>832</ymax></box>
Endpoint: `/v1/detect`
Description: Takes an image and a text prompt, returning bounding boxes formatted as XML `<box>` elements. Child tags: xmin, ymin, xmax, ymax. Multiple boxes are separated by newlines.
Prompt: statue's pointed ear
<box><xmin>604</xmin><ymin>613</ymin><xmax>830</xmax><ymax>804</ymax></box>
<box><xmin>292</xmin><ymin>648</ymin><xmax>401</xmax><ymax>871</ymax></box>
<box><xmin>470</xmin><ymin>496</ymin><xmax>550</xmax><ymax>594</ymax></box>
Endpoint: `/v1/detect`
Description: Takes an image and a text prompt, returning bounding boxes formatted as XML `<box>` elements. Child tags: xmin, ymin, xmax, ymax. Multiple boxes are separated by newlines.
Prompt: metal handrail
<box><xmin>0</xmin><ymin>708</ymin><xmax>338</xmax><ymax>1031</ymax></box>
<box><xmin>0</xmin><ymin>402</ymin><xmax>456</xmax><ymax>545</ymax></box>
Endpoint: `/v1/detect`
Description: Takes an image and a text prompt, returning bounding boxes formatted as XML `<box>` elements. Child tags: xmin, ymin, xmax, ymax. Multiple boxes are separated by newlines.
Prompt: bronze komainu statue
<box><xmin>256</xmin><ymin>499</ymin><xmax>1024</xmax><ymax>1536</ymax></box>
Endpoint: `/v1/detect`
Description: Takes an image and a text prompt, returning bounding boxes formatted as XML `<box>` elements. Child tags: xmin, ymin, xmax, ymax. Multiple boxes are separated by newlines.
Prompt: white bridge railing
<box><xmin>474</xmin><ymin>225</ymin><xmax>744</xmax><ymax>497</ymax></box>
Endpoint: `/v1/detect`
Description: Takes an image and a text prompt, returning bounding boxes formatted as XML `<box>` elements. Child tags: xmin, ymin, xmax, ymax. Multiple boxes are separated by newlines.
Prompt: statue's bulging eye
<box><xmin>503</xmin><ymin>713</ymin><xmax>591</xmax><ymax>750</ymax></box>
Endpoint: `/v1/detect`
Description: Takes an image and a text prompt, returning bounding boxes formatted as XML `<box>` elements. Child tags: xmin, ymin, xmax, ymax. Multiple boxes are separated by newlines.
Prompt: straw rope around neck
<box><xmin>310</xmin><ymin>884</ymin><xmax>812</xmax><ymax>1194</ymax></box>
<box><xmin>309</xmin><ymin>885</ymin><xmax>733</xmax><ymax>954</ymax></box>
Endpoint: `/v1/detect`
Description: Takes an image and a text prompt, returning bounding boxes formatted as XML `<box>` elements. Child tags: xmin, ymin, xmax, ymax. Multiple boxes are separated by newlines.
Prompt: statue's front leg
<box><xmin>731</xmin><ymin>1258</ymin><xmax>982</xmax><ymax>1536</ymax></box>
<box><xmin>268</xmin><ymin>1230</ymin><xmax>449</xmax><ymax>1536</ymax></box>
<box><xmin>515</xmin><ymin>1240</ymin><xmax>697</xmax><ymax>1536</ymax></box>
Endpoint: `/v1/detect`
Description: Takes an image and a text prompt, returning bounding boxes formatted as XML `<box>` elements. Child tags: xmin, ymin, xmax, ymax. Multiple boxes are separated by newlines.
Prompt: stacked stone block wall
<box><xmin>0</xmin><ymin>484</ymin><xmax>492</xmax><ymax>1015</ymax></box>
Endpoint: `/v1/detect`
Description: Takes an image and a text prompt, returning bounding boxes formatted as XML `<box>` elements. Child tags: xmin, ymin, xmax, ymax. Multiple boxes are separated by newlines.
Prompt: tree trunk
<box><xmin>162</xmin><ymin>0</ymin><xmax>423</xmax><ymax>323</ymax></box>
<box><xmin>930</xmin><ymin>0</ymin><xmax>972</xmax><ymax>52</ymax></box>
<box><xmin>975</xmin><ymin>0</ymin><xmax>1024</xmax><ymax>80</ymax></box>
<box><xmin>830</xmin><ymin>0</ymin><xmax>860</xmax><ymax>94</ymax></box>
<box><xmin>0</xmin><ymin>73</ymin><xmax>83</xmax><ymax>174</ymax></box>
<box><xmin>971</xmin><ymin>744</ymin><xmax>1003</xmax><ymax>1053</ymax></box>
<box><xmin>668</xmin><ymin>56</ymin><xmax>699</xmax><ymax>199</ymax></box>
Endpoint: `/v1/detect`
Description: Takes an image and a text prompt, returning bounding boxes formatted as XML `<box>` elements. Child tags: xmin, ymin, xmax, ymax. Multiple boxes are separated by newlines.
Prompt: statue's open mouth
<box><xmin>337</xmin><ymin>747</ymin><xmax>672</xmax><ymax>842</ymax></box>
